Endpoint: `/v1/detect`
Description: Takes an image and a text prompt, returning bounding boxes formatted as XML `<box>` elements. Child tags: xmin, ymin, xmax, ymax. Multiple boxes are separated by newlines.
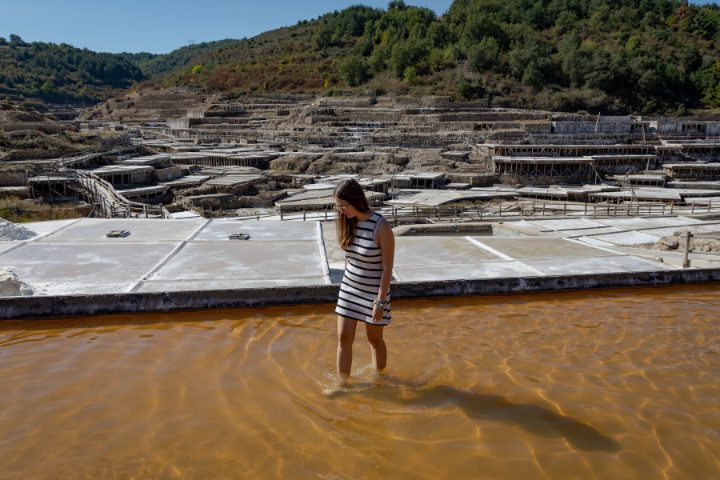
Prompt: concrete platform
<box><xmin>1</xmin><ymin>242</ymin><xmax>178</xmax><ymax>295</ymax></box>
<box><xmin>0</xmin><ymin>218</ymin><xmax>330</xmax><ymax>298</ymax></box>
<box><xmin>1</xmin><ymin>216</ymin><xmax>719</xmax><ymax>319</ymax></box>
<box><xmin>38</xmin><ymin>218</ymin><xmax>207</xmax><ymax>243</ymax></box>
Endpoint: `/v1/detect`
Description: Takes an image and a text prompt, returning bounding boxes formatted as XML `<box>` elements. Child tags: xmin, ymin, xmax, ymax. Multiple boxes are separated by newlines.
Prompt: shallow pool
<box><xmin>1</xmin><ymin>284</ymin><xmax>719</xmax><ymax>479</ymax></box>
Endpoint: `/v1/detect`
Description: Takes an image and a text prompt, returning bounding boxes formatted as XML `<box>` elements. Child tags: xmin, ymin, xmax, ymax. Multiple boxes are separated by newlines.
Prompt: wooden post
<box><xmin>542</xmin><ymin>203</ymin><xmax>545</xmax><ymax>216</ymax></box>
<box><xmin>682</xmin><ymin>231</ymin><xmax>693</xmax><ymax>268</ymax></box>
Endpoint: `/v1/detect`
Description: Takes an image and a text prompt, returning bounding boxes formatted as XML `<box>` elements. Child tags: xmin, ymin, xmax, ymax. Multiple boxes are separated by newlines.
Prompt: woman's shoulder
<box><xmin>371</xmin><ymin>212</ymin><xmax>393</xmax><ymax>237</ymax></box>
<box><xmin>370</xmin><ymin>211</ymin><xmax>388</xmax><ymax>227</ymax></box>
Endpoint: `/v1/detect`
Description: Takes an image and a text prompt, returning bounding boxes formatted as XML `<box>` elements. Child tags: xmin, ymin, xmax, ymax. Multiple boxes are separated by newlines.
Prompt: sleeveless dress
<box><xmin>335</xmin><ymin>212</ymin><xmax>391</xmax><ymax>326</ymax></box>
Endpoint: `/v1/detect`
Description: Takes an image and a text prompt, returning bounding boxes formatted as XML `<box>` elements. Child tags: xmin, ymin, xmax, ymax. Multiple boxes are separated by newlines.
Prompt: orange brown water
<box><xmin>1</xmin><ymin>284</ymin><xmax>719</xmax><ymax>479</ymax></box>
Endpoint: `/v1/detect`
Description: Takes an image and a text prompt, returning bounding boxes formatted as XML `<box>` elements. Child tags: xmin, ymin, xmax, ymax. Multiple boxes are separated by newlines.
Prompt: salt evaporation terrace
<box><xmin>8</xmin><ymin>93</ymin><xmax>720</xmax><ymax>222</ymax></box>
<box><xmin>3</xmin><ymin>94</ymin><xmax>720</xmax><ymax>316</ymax></box>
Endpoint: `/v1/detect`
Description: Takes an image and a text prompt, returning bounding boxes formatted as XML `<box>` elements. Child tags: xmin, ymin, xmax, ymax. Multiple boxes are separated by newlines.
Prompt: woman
<box><xmin>333</xmin><ymin>179</ymin><xmax>395</xmax><ymax>380</ymax></box>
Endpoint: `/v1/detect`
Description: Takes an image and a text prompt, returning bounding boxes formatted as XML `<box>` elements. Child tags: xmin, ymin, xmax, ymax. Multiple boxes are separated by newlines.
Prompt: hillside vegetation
<box><xmin>2</xmin><ymin>1</ymin><xmax>720</xmax><ymax>114</ymax></box>
<box><xmin>0</xmin><ymin>35</ymin><xmax>144</xmax><ymax>102</ymax></box>
<box><xmin>117</xmin><ymin>39</ymin><xmax>244</xmax><ymax>78</ymax></box>
<box><xmin>164</xmin><ymin>0</ymin><xmax>720</xmax><ymax>114</ymax></box>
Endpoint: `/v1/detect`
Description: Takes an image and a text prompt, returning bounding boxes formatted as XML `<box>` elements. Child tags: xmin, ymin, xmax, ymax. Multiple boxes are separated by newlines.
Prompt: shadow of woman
<box><xmin>328</xmin><ymin>382</ymin><xmax>620</xmax><ymax>453</ymax></box>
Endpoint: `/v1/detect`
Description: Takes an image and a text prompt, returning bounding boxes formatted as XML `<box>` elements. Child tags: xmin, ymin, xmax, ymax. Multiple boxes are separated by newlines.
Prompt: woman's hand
<box><xmin>372</xmin><ymin>303</ymin><xmax>383</xmax><ymax>323</ymax></box>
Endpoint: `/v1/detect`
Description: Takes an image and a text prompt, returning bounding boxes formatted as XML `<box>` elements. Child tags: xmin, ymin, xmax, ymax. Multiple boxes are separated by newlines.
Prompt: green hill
<box><xmin>0</xmin><ymin>35</ymin><xmax>145</xmax><ymax>103</ymax></box>
<box><xmin>117</xmin><ymin>39</ymin><xmax>244</xmax><ymax>78</ymax></box>
<box><xmin>3</xmin><ymin>1</ymin><xmax>720</xmax><ymax>114</ymax></box>
<box><xmin>156</xmin><ymin>0</ymin><xmax>720</xmax><ymax>114</ymax></box>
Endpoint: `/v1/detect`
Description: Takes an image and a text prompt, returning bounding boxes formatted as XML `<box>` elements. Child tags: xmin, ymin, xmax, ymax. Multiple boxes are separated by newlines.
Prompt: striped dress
<box><xmin>335</xmin><ymin>212</ymin><xmax>391</xmax><ymax>326</ymax></box>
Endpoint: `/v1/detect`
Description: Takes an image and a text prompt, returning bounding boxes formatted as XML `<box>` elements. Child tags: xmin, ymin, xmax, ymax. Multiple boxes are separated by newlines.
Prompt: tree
<box><xmin>339</xmin><ymin>56</ymin><xmax>369</xmax><ymax>86</ymax></box>
<box><xmin>403</xmin><ymin>66</ymin><xmax>417</xmax><ymax>84</ymax></box>
<box><xmin>457</xmin><ymin>76</ymin><xmax>484</xmax><ymax>100</ymax></box>
<box><xmin>468</xmin><ymin>37</ymin><xmax>501</xmax><ymax>72</ymax></box>
<box><xmin>9</xmin><ymin>34</ymin><xmax>24</xmax><ymax>46</ymax></box>
<box><xmin>389</xmin><ymin>41</ymin><xmax>426</xmax><ymax>78</ymax></box>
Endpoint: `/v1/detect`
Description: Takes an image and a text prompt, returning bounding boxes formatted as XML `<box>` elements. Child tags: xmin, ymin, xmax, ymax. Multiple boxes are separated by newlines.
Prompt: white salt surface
<box><xmin>0</xmin><ymin>218</ymin><xmax>37</xmax><ymax>241</ymax></box>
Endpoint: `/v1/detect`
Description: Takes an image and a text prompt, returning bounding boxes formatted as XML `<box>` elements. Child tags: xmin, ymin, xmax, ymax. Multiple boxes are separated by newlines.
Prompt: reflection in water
<box><xmin>0</xmin><ymin>283</ymin><xmax>719</xmax><ymax>479</ymax></box>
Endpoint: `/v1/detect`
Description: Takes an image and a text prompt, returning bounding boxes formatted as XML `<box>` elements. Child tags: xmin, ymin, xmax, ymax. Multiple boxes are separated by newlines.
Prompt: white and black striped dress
<box><xmin>335</xmin><ymin>212</ymin><xmax>391</xmax><ymax>326</ymax></box>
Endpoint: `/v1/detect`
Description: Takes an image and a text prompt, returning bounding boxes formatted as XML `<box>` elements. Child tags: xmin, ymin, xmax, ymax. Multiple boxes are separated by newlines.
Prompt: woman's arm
<box><xmin>372</xmin><ymin>219</ymin><xmax>395</xmax><ymax>322</ymax></box>
<box><xmin>377</xmin><ymin>220</ymin><xmax>395</xmax><ymax>300</ymax></box>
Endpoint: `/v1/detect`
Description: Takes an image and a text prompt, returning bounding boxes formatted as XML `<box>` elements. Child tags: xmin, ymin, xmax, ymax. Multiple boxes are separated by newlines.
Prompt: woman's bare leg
<box><xmin>365</xmin><ymin>323</ymin><xmax>387</xmax><ymax>371</ymax></box>
<box><xmin>337</xmin><ymin>316</ymin><xmax>357</xmax><ymax>377</ymax></box>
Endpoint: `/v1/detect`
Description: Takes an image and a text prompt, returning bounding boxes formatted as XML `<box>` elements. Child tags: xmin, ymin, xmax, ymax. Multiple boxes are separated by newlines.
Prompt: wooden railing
<box><xmin>58</xmin><ymin>169</ymin><xmax>171</xmax><ymax>219</ymax></box>
<box><xmin>278</xmin><ymin>200</ymin><xmax>720</xmax><ymax>223</ymax></box>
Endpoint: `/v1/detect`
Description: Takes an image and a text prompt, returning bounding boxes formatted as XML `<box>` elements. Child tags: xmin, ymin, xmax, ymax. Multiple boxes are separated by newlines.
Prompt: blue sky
<box><xmin>1</xmin><ymin>0</ymin><xmax>716</xmax><ymax>54</ymax></box>
<box><xmin>0</xmin><ymin>0</ymin><xmax>453</xmax><ymax>54</ymax></box>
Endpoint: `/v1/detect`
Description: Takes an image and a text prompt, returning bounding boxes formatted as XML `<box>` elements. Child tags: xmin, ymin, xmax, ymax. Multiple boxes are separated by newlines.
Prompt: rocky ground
<box><xmin>657</xmin><ymin>232</ymin><xmax>720</xmax><ymax>254</ymax></box>
<box><xmin>1</xmin><ymin>98</ymin><xmax>127</xmax><ymax>162</ymax></box>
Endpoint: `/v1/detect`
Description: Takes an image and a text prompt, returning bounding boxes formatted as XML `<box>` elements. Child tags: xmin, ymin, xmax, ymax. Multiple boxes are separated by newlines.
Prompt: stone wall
<box><xmin>0</xmin><ymin>171</ymin><xmax>28</xmax><ymax>186</ymax></box>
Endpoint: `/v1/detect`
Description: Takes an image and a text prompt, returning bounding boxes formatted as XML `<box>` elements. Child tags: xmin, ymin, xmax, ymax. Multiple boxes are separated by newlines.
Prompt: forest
<box><xmin>2</xmin><ymin>0</ymin><xmax>720</xmax><ymax>114</ymax></box>
<box><xmin>0</xmin><ymin>34</ymin><xmax>144</xmax><ymax>102</ymax></box>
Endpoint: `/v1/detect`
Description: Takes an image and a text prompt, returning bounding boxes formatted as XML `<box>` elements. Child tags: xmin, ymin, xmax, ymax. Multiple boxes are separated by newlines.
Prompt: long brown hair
<box><xmin>334</xmin><ymin>179</ymin><xmax>370</xmax><ymax>251</ymax></box>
